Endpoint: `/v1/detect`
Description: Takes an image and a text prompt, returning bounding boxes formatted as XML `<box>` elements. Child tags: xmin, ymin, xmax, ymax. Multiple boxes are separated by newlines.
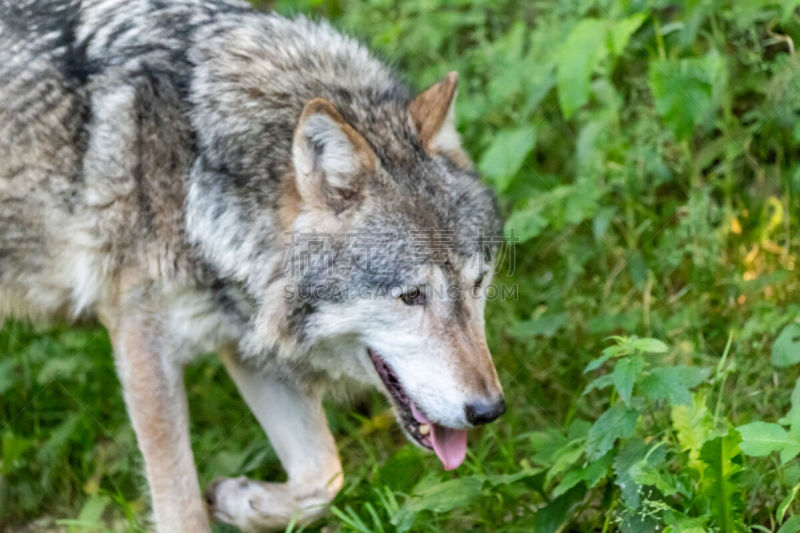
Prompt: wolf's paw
<box><xmin>205</xmin><ymin>476</ymin><xmax>331</xmax><ymax>532</ymax></box>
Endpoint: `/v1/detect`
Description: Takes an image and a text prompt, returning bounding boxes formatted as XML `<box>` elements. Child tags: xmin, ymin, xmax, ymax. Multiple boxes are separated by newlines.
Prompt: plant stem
<box><xmin>714</xmin><ymin>331</ymin><xmax>735</xmax><ymax>424</ymax></box>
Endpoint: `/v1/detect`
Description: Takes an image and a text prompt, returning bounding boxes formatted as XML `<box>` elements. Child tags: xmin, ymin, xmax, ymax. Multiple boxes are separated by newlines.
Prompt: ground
<box><xmin>3</xmin><ymin>0</ymin><xmax>800</xmax><ymax>531</ymax></box>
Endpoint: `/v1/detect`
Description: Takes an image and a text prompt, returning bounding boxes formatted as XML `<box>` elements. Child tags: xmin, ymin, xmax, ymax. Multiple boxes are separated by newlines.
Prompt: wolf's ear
<box><xmin>292</xmin><ymin>98</ymin><xmax>377</xmax><ymax>213</ymax></box>
<box><xmin>409</xmin><ymin>71</ymin><xmax>471</xmax><ymax>167</ymax></box>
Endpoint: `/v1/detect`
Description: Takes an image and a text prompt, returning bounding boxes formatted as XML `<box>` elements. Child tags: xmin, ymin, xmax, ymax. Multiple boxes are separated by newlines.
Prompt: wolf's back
<box><xmin>0</xmin><ymin>0</ymin><xmax>404</xmax><ymax>322</ymax></box>
<box><xmin>0</xmin><ymin>1</ymin><xmax>92</xmax><ymax>318</ymax></box>
<box><xmin>0</xmin><ymin>0</ymin><xmax>199</xmax><ymax>319</ymax></box>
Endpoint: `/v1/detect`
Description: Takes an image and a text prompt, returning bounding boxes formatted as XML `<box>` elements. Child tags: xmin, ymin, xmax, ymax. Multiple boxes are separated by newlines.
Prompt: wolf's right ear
<box><xmin>291</xmin><ymin>98</ymin><xmax>377</xmax><ymax>214</ymax></box>
<box><xmin>409</xmin><ymin>71</ymin><xmax>471</xmax><ymax>168</ymax></box>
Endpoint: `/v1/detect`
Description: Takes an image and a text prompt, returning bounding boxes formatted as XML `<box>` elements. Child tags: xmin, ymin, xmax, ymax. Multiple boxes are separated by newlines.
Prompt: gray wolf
<box><xmin>0</xmin><ymin>0</ymin><xmax>506</xmax><ymax>530</ymax></box>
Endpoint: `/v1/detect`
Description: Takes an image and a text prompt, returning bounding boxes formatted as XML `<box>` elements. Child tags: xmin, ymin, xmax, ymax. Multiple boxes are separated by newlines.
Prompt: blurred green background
<box><xmin>4</xmin><ymin>0</ymin><xmax>800</xmax><ymax>531</ymax></box>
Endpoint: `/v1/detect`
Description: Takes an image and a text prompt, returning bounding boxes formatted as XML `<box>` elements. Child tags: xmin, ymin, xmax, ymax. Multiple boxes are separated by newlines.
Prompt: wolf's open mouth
<box><xmin>367</xmin><ymin>348</ymin><xmax>467</xmax><ymax>470</ymax></box>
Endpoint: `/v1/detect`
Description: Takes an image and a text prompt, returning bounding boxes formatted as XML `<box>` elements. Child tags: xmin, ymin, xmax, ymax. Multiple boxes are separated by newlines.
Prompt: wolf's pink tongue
<box><xmin>430</xmin><ymin>424</ymin><xmax>467</xmax><ymax>470</ymax></box>
<box><xmin>410</xmin><ymin>404</ymin><xmax>468</xmax><ymax>470</ymax></box>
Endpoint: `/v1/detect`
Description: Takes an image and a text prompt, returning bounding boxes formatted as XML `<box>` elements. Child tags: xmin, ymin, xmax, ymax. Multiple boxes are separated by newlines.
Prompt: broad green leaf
<box><xmin>620</xmin><ymin>441</ymin><xmax>678</xmax><ymax>501</ymax></box>
<box><xmin>526</xmin><ymin>428</ymin><xmax>569</xmax><ymax>466</ymax></box>
<box><xmin>783</xmin><ymin>0</ymin><xmax>800</xmax><ymax>22</ymax></box>
<box><xmin>485</xmin><ymin>468</ymin><xmax>543</xmax><ymax>487</ymax></box>
<box><xmin>552</xmin><ymin>451</ymin><xmax>613</xmax><ymax>497</ymax></box>
<box><xmin>68</xmin><ymin>494</ymin><xmax>110</xmax><ymax>533</ymax></box>
<box><xmin>772</xmin><ymin>323</ymin><xmax>800</xmax><ymax>368</ymax></box>
<box><xmin>556</xmin><ymin>18</ymin><xmax>609</xmax><ymax>118</ymax></box>
<box><xmin>738</xmin><ymin>422</ymin><xmax>800</xmax><ymax>462</ymax></box>
<box><xmin>585</xmin><ymin>405</ymin><xmax>638</xmax><ymax>459</ymax></box>
<box><xmin>609</xmin><ymin>13</ymin><xmax>646</xmax><ymax>56</ymax></box>
<box><xmin>392</xmin><ymin>476</ymin><xmax>484</xmax><ymax>530</ymax></box>
<box><xmin>699</xmin><ymin>434</ymin><xmax>745</xmax><ymax>532</ymax></box>
<box><xmin>528</xmin><ymin>428</ymin><xmax>569</xmax><ymax>466</ymax></box>
<box><xmin>567</xmin><ymin>419</ymin><xmax>592</xmax><ymax>440</ymax></box>
<box><xmin>583</xmin><ymin>373</ymin><xmax>614</xmax><ymax>395</ymax></box>
<box><xmin>505</xmin><ymin>205</ymin><xmax>546</xmax><ymax>244</ymax></box>
<box><xmin>613</xmin><ymin>438</ymin><xmax>648</xmax><ymax>508</ymax></box>
<box><xmin>613</xmin><ymin>356</ymin><xmax>646</xmax><ymax>404</ymax></box>
<box><xmin>584</xmin><ymin>344</ymin><xmax>628</xmax><ymax>373</ymax></box>
<box><xmin>584</xmin><ymin>353</ymin><xmax>614</xmax><ymax>374</ymax></box>
<box><xmin>640</xmin><ymin>366</ymin><xmax>709</xmax><ymax>405</ymax></box>
<box><xmin>630</xmin><ymin>337</ymin><xmax>669</xmax><ymax>354</ymax></box>
<box><xmin>478</xmin><ymin>126</ymin><xmax>536</xmax><ymax>192</ymax></box>
<box><xmin>629</xmin><ymin>446</ymin><xmax>678</xmax><ymax>496</ymax></box>
<box><xmin>545</xmin><ymin>440</ymin><xmax>585</xmax><ymax>486</ymax></box>
<box><xmin>649</xmin><ymin>53</ymin><xmax>725</xmax><ymax>139</ymax></box>
<box><xmin>663</xmin><ymin>510</ymin><xmax>709</xmax><ymax>532</ymax></box>
<box><xmin>779</xmin><ymin>515</ymin><xmax>800</xmax><ymax>533</ymax></box>
<box><xmin>534</xmin><ymin>485</ymin><xmax>586</xmax><ymax>533</ymax></box>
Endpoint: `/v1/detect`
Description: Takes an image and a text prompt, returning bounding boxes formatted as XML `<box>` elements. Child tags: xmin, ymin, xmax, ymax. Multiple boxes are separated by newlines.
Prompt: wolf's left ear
<box><xmin>292</xmin><ymin>98</ymin><xmax>377</xmax><ymax>213</ymax></box>
<box><xmin>409</xmin><ymin>71</ymin><xmax>471</xmax><ymax>167</ymax></box>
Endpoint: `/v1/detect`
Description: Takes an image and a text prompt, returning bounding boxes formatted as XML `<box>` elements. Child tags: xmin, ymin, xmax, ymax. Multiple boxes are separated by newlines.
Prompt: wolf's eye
<box><xmin>399</xmin><ymin>287</ymin><xmax>426</xmax><ymax>306</ymax></box>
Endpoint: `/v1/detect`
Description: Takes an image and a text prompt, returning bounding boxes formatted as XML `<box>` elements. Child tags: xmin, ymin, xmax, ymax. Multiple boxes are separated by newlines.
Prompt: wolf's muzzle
<box><xmin>465</xmin><ymin>398</ymin><xmax>506</xmax><ymax>426</ymax></box>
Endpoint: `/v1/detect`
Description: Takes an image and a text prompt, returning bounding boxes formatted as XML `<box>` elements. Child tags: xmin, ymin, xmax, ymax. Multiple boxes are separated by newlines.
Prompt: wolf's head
<box><xmin>267</xmin><ymin>73</ymin><xmax>505</xmax><ymax>469</ymax></box>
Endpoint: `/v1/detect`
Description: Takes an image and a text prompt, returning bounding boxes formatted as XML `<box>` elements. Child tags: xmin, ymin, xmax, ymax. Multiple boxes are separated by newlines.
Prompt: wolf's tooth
<box><xmin>419</xmin><ymin>424</ymin><xmax>430</xmax><ymax>435</ymax></box>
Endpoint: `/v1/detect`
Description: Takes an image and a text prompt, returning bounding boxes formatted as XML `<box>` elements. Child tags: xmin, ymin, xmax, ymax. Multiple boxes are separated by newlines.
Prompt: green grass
<box><xmin>4</xmin><ymin>0</ymin><xmax>800</xmax><ymax>531</ymax></box>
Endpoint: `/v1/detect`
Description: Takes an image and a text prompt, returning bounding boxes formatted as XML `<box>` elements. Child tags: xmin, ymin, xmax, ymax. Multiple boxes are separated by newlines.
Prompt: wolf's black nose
<box><xmin>465</xmin><ymin>398</ymin><xmax>506</xmax><ymax>425</ymax></box>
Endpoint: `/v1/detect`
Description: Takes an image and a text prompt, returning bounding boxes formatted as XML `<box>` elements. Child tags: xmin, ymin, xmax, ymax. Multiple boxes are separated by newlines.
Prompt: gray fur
<box><xmin>1</xmin><ymin>0</ymin><xmax>500</xmax><ymax>364</ymax></box>
<box><xmin>0</xmin><ymin>1</ymin><xmax>503</xmax><ymax>530</ymax></box>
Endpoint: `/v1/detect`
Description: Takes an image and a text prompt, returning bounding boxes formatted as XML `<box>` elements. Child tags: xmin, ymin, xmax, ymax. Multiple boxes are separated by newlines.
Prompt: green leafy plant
<box><xmin>6</xmin><ymin>0</ymin><xmax>800</xmax><ymax>530</ymax></box>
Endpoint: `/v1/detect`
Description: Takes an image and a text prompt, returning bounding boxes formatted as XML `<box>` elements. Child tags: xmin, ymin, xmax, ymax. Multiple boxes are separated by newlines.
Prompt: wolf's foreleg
<box><xmin>206</xmin><ymin>349</ymin><xmax>343</xmax><ymax>532</ymax></box>
<box><xmin>104</xmin><ymin>312</ymin><xmax>211</xmax><ymax>533</ymax></box>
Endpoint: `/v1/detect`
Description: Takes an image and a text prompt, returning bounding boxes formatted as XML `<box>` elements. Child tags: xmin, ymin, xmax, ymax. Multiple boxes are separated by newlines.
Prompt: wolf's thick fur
<box><xmin>0</xmin><ymin>0</ymin><xmax>505</xmax><ymax>531</ymax></box>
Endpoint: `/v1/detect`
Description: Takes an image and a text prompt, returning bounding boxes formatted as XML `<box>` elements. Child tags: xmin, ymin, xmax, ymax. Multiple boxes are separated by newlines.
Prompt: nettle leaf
<box><xmin>392</xmin><ymin>476</ymin><xmax>484</xmax><ymax>530</ymax></box>
<box><xmin>584</xmin><ymin>344</ymin><xmax>628</xmax><ymax>373</ymax></box>
<box><xmin>772</xmin><ymin>322</ymin><xmax>800</xmax><ymax>368</ymax></box>
<box><xmin>585</xmin><ymin>405</ymin><xmax>638</xmax><ymax>460</ymax></box>
<box><xmin>478</xmin><ymin>126</ymin><xmax>536</xmax><ymax>192</ymax></box>
<box><xmin>485</xmin><ymin>468</ymin><xmax>543</xmax><ymax>488</ymax></box>
<box><xmin>583</xmin><ymin>373</ymin><xmax>614</xmax><ymax>395</ymax></box>
<box><xmin>738</xmin><ymin>422</ymin><xmax>800</xmax><ymax>463</ymax></box>
<box><xmin>556</xmin><ymin>18</ymin><xmax>609</xmax><ymax>119</ymax></box>
<box><xmin>505</xmin><ymin>204</ymin><xmax>546</xmax><ymax>244</ymax></box>
<box><xmin>649</xmin><ymin>53</ymin><xmax>725</xmax><ymax>139</ymax></box>
<box><xmin>613</xmin><ymin>356</ymin><xmax>646</xmax><ymax>404</ymax></box>
<box><xmin>567</xmin><ymin>419</ymin><xmax>592</xmax><ymax>440</ymax></box>
<box><xmin>534</xmin><ymin>485</ymin><xmax>586</xmax><ymax>533</ymax></box>
<box><xmin>552</xmin><ymin>451</ymin><xmax>614</xmax><ymax>498</ymax></box>
<box><xmin>528</xmin><ymin>428</ymin><xmax>569</xmax><ymax>466</ymax></box>
<box><xmin>545</xmin><ymin>440</ymin><xmax>586</xmax><ymax>487</ymax></box>
<box><xmin>613</xmin><ymin>438</ymin><xmax>648</xmax><ymax>509</ymax></box>
<box><xmin>699</xmin><ymin>433</ymin><xmax>745</xmax><ymax>532</ymax></box>
<box><xmin>671</xmin><ymin>392</ymin><xmax>714</xmax><ymax>465</ymax></box>
<box><xmin>584</xmin><ymin>352</ymin><xmax>615</xmax><ymax>374</ymax></box>
<box><xmin>629</xmin><ymin>445</ymin><xmax>677</xmax><ymax>497</ymax></box>
<box><xmin>663</xmin><ymin>510</ymin><xmax>709</xmax><ymax>532</ymax></box>
<box><xmin>630</xmin><ymin>337</ymin><xmax>669</xmax><ymax>354</ymax></box>
<box><xmin>778</xmin><ymin>515</ymin><xmax>800</xmax><ymax>533</ymax></box>
<box><xmin>639</xmin><ymin>366</ymin><xmax>710</xmax><ymax>406</ymax></box>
